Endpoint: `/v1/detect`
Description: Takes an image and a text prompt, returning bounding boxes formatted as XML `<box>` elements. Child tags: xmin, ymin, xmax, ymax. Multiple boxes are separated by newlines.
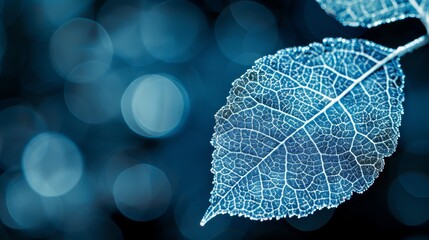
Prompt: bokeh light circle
<box><xmin>113</xmin><ymin>164</ymin><xmax>172</xmax><ymax>221</ymax></box>
<box><xmin>175</xmin><ymin>188</ymin><xmax>231</xmax><ymax>239</ymax></box>
<box><xmin>0</xmin><ymin>172</ymin><xmax>29</xmax><ymax>230</ymax></box>
<box><xmin>40</xmin><ymin>0</ymin><xmax>93</xmax><ymax>27</ymax></box>
<box><xmin>22</xmin><ymin>132</ymin><xmax>84</xmax><ymax>197</ymax></box>
<box><xmin>0</xmin><ymin>104</ymin><xmax>47</xmax><ymax>168</ymax></box>
<box><xmin>64</xmin><ymin>73</ymin><xmax>127</xmax><ymax>124</ymax></box>
<box><xmin>5</xmin><ymin>176</ymin><xmax>50</xmax><ymax>229</ymax></box>
<box><xmin>121</xmin><ymin>74</ymin><xmax>189</xmax><ymax>138</ymax></box>
<box><xmin>50</xmin><ymin>18</ymin><xmax>113</xmax><ymax>83</ymax></box>
<box><xmin>286</xmin><ymin>208</ymin><xmax>335</xmax><ymax>231</ymax></box>
<box><xmin>215</xmin><ymin>1</ymin><xmax>279</xmax><ymax>65</ymax></box>
<box><xmin>140</xmin><ymin>0</ymin><xmax>207</xmax><ymax>63</ymax></box>
<box><xmin>98</xmin><ymin>3</ymin><xmax>155</xmax><ymax>67</ymax></box>
<box><xmin>399</xmin><ymin>171</ymin><xmax>429</xmax><ymax>198</ymax></box>
<box><xmin>100</xmin><ymin>149</ymin><xmax>141</xmax><ymax>202</ymax></box>
<box><xmin>388</xmin><ymin>176</ymin><xmax>429</xmax><ymax>226</ymax></box>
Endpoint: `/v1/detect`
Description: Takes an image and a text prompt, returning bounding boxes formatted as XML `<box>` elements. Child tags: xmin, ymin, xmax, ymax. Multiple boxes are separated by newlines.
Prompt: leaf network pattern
<box><xmin>201</xmin><ymin>38</ymin><xmax>404</xmax><ymax>226</ymax></box>
<box><xmin>316</xmin><ymin>0</ymin><xmax>429</xmax><ymax>28</ymax></box>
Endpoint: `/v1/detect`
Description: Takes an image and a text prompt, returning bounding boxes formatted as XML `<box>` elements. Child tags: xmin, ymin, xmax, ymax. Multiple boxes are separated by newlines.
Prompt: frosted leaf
<box><xmin>201</xmin><ymin>38</ymin><xmax>405</xmax><ymax>226</ymax></box>
<box><xmin>316</xmin><ymin>0</ymin><xmax>429</xmax><ymax>28</ymax></box>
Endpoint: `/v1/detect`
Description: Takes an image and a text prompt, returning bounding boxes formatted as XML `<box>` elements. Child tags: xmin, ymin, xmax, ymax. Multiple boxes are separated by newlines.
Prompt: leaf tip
<box><xmin>199</xmin><ymin>219</ymin><xmax>206</xmax><ymax>227</ymax></box>
<box><xmin>200</xmin><ymin>205</ymin><xmax>218</xmax><ymax>227</ymax></box>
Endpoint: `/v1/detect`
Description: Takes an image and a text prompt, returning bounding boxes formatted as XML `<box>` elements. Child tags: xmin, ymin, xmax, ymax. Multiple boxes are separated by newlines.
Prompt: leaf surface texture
<box><xmin>316</xmin><ymin>0</ymin><xmax>429</xmax><ymax>27</ymax></box>
<box><xmin>201</xmin><ymin>38</ymin><xmax>405</xmax><ymax>226</ymax></box>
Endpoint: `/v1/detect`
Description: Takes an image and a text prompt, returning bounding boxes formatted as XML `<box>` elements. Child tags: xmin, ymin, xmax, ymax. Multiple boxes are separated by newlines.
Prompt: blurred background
<box><xmin>0</xmin><ymin>0</ymin><xmax>428</xmax><ymax>239</ymax></box>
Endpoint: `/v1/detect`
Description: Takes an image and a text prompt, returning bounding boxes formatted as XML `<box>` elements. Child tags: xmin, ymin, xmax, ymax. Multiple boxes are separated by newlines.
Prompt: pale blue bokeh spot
<box><xmin>140</xmin><ymin>0</ymin><xmax>207</xmax><ymax>63</ymax></box>
<box><xmin>121</xmin><ymin>74</ymin><xmax>188</xmax><ymax>138</ymax></box>
<box><xmin>5</xmin><ymin>176</ymin><xmax>60</xmax><ymax>229</ymax></box>
<box><xmin>113</xmin><ymin>164</ymin><xmax>172</xmax><ymax>221</ymax></box>
<box><xmin>388</xmin><ymin>176</ymin><xmax>429</xmax><ymax>226</ymax></box>
<box><xmin>64</xmin><ymin>71</ymin><xmax>127</xmax><ymax>124</ymax></box>
<box><xmin>50</xmin><ymin>18</ymin><xmax>113</xmax><ymax>83</ymax></box>
<box><xmin>38</xmin><ymin>0</ymin><xmax>93</xmax><ymax>26</ymax></box>
<box><xmin>22</xmin><ymin>132</ymin><xmax>84</xmax><ymax>197</ymax></box>
<box><xmin>215</xmin><ymin>1</ymin><xmax>279</xmax><ymax>65</ymax></box>
<box><xmin>287</xmin><ymin>208</ymin><xmax>335</xmax><ymax>231</ymax></box>
<box><xmin>399</xmin><ymin>172</ymin><xmax>429</xmax><ymax>198</ymax></box>
<box><xmin>98</xmin><ymin>3</ymin><xmax>155</xmax><ymax>67</ymax></box>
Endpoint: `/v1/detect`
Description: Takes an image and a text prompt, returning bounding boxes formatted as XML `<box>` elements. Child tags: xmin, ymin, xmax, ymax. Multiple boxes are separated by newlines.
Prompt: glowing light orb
<box><xmin>121</xmin><ymin>74</ymin><xmax>188</xmax><ymax>138</ymax></box>
<box><xmin>113</xmin><ymin>164</ymin><xmax>171</xmax><ymax>221</ymax></box>
<box><xmin>22</xmin><ymin>132</ymin><xmax>84</xmax><ymax>197</ymax></box>
<box><xmin>50</xmin><ymin>18</ymin><xmax>113</xmax><ymax>83</ymax></box>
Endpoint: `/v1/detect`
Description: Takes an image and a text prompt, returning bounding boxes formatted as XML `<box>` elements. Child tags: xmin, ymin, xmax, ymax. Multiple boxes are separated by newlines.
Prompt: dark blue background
<box><xmin>0</xmin><ymin>0</ymin><xmax>429</xmax><ymax>239</ymax></box>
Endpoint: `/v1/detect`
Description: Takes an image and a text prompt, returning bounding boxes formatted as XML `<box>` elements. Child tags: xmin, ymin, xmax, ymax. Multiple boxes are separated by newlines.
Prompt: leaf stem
<box><xmin>409</xmin><ymin>0</ymin><xmax>429</xmax><ymax>34</ymax></box>
<box><xmin>394</xmin><ymin>1</ymin><xmax>429</xmax><ymax>57</ymax></box>
<box><xmin>396</xmin><ymin>34</ymin><xmax>429</xmax><ymax>58</ymax></box>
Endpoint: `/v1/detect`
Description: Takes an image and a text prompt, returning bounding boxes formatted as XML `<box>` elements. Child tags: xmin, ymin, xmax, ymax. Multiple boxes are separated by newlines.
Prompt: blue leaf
<box><xmin>201</xmin><ymin>38</ymin><xmax>405</xmax><ymax>226</ymax></box>
<box><xmin>316</xmin><ymin>0</ymin><xmax>429</xmax><ymax>28</ymax></box>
